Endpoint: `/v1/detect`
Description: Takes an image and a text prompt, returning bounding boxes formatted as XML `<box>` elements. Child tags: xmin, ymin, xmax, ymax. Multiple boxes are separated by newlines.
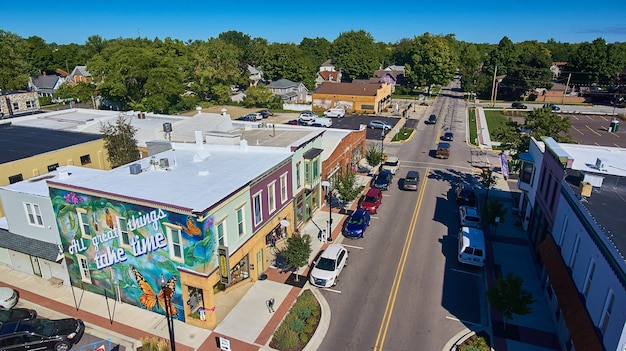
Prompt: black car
<box><xmin>0</xmin><ymin>308</ymin><xmax>36</xmax><ymax>328</ymax></box>
<box><xmin>511</xmin><ymin>102</ymin><xmax>527</xmax><ymax>109</ymax></box>
<box><xmin>257</xmin><ymin>109</ymin><xmax>273</xmax><ymax>118</ymax></box>
<box><xmin>441</xmin><ymin>132</ymin><xmax>454</xmax><ymax>141</ymax></box>
<box><xmin>0</xmin><ymin>317</ymin><xmax>85</xmax><ymax>351</ymax></box>
<box><xmin>455</xmin><ymin>183</ymin><xmax>477</xmax><ymax>206</ymax></box>
<box><xmin>425</xmin><ymin>114</ymin><xmax>437</xmax><ymax>124</ymax></box>
<box><xmin>373</xmin><ymin>170</ymin><xmax>393</xmax><ymax>190</ymax></box>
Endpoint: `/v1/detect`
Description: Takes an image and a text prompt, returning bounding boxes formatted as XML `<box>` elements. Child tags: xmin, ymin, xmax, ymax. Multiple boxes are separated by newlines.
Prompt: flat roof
<box><xmin>0</xmin><ymin>123</ymin><xmax>102</xmax><ymax>164</ymax></box>
<box><xmin>46</xmin><ymin>143</ymin><xmax>292</xmax><ymax>214</ymax></box>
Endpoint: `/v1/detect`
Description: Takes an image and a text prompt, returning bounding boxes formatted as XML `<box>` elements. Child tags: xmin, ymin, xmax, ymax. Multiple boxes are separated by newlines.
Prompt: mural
<box><xmin>50</xmin><ymin>188</ymin><xmax>218</xmax><ymax>321</ymax></box>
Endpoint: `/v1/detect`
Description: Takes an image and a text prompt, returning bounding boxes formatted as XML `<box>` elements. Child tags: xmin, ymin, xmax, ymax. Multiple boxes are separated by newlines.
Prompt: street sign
<box><xmin>218</xmin><ymin>337</ymin><xmax>231</xmax><ymax>351</ymax></box>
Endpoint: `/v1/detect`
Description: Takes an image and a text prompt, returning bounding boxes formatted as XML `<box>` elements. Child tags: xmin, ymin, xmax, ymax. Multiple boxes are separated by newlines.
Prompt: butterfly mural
<box><xmin>181</xmin><ymin>216</ymin><xmax>201</xmax><ymax>236</ymax></box>
<box><xmin>130</xmin><ymin>265</ymin><xmax>178</xmax><ymax>316</ymax></box>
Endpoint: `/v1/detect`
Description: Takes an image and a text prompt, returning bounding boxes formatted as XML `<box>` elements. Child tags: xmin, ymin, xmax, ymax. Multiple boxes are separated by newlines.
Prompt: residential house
<box><xmin>0</xmin><ymin>90</ymin><xmax>40</xmax><ymax>117</ymax></box>
<box><xmin>265</xmin><ymin>79</ymin><xmax>309</xmax><ymax>103</ymax></box>
<box><xmin>247</xmin><ymin>65</ymin><xmax>264</xmax><ymax>87</ymax></box>
<box><xmin>523</xmin><ymin>137</ymin><xmax>626</xmax><ymax>351</ymax></box>
<box><xmin>312</xmin><ymin>82</ymin><xmax>393</xmax><ymax>114</ymax></box>
<box><xmin>374</xmin><ymin>65</ymin><xmax>405</xmax><ymax>88</ymax></box>
<box><xmin>315</xmin><ymin>60</ymin><xmax>342</xmax><ymax>88</ymax></box>
<box><xmin>319</xmin><ymin>59</ymin><xmax>337</xmax><ymax>72</ymax></box>
<box><xmin>28</xmin><ymin>73</ymin><xmax>64</xmax><ymax>99</ymax></box>
<box><xmin>67</xmin><ymin>66</ymin><xmax>93</xmax><ymax>84</ymax></box>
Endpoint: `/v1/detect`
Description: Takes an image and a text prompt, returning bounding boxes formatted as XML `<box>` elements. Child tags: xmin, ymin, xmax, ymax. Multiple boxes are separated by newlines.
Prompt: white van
<box><xmin>310</xmin><ymin>117</ymin><xmax>332</xmax><ymax>127</ymax></box>
<box><xmin>457</xmin><ymin>226</ymin><xmax>485</xmax><ymax>267</ymax></box>
<box><xmin>323</xmin><ymin>108</ymin><xmax>345</xmax><ymax>118</ymax></box>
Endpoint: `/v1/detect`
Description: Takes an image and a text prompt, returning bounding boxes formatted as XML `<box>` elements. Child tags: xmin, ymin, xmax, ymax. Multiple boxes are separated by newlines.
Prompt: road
<box><xmin>317</xmin><ymin>81</ymin><xmax>488</xmax><ymax>350</ymax></box>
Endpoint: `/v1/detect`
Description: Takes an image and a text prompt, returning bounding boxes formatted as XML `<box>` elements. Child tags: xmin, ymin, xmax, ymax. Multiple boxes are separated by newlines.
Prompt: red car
<box><xmin>360</xmin><ymin>188</ymin><xmax>383</xmax><ymax>214</ymax></box>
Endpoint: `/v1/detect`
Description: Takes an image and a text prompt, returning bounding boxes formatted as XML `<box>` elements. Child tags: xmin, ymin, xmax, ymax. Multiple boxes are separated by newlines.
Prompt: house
<box><xmin>521</xmin><ymin>137</ymin><xmax>626</xmax><ymax>351</ymax></box>
<box><xmin>28</xmin><ymin>73</ymin><xmax>64</xmax><ymax>99</ymax></box>
<box><xmin>312</xmin><ymin>82</ymin><xmax>393</xmax><ymax>114</ymax></box>
<box><xmin>247</xmin><ymin>65</ymin><xmax>264</xmax><ymax>87</ymax></box>
<box><xmin>550</xmin><ymin>62</ymin><xmax>567</xmax><ymax>78</ymax></box>
<box><xmin>374</xmin><ymin>65</ymin><xmax>405</xmax><ymax>87</ymax></box>
<box><xmin>265</xmin><ymin>79</ymin><xmax>309</xmax><ymax>103</ymax></box>
<box><xmin>67</xmin><ymin>66</ymin><xmax>92</xmax><ymax>84</ymax></box>
<box><xmin>315</xmin><ymin>70</ymin><xmax>342</xmax><ymax>88</ymax></box>
<box><xmin>0</xmin><ymin>90</ymin><xmax>40</xmax><ymax>117</ymax></box>
<box><xmin>319</xmin><ymin>59</ymin><xmax>337</xmax><ymax>72</ymax></box>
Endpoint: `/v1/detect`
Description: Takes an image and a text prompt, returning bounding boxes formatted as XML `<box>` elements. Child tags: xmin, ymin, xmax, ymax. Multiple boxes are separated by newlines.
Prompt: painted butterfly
<box><xmin>130</xmin><ymin>265</ymin><xmax>178</xmax><ymax>316</ymax></box>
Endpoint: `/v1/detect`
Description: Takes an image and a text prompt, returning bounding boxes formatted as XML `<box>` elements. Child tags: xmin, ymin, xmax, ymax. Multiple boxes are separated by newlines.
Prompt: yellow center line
<box><xmin>373</xmin><ymin>168</ymin><xmax>429</xmax><ymax>350</ymax></box>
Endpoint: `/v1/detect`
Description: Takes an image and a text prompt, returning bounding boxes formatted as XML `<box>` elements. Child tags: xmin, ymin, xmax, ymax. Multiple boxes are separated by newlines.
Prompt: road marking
<box><xmin>450</xmin><ymin>268</ymin><xmax>483</xmax><ymax>277</ymax></box>
<box><xmin>585</xmin><ymin>125</ymin><xmax>601</xmax><ymax>136</ymax></box>
<box><xmin>371</xmin><ymin>216</ymin><xmax>381</xmax><ymax>220</ymax></box>
<box><xmin>374</xmin><ymin>167</ymin><xmax>429</xmax><ymax>351</ymax></box>
<box><xmin>446</xmin><ymin>316</ymin><xmax>482</xmax><ymax>326</ymax></box>
<box><xmin>341</xmin><ymin>244</ymin><xmax>364</xmax><ymax>250</ymax></box>
<box><xmin>571</xmin><ymin>126</ymin><xmax>584</xmax><ymax>135</ymax></box>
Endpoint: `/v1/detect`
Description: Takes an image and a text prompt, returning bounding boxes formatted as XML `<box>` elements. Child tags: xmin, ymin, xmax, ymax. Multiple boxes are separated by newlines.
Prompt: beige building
<box><xmin>312</xmin><ymin>82</ymin><xmax>393</xmax><ymax>114</ymax></box>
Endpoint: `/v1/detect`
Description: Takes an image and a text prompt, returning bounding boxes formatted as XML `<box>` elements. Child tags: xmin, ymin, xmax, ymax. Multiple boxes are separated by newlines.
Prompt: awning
<box><xmin>0</xmin><ymin>229</ymin><xmax>63</xmax><ymax>262</ymax></box>
<box><xmin>518</xmin><ymin>152</ymin><xmax>534</xmax><ymax>163</ymax></box>
<box><xmin>539</xmin><ymin>236</ymin><xmax>603</xmax><ymax>351</ymax></box>
<box><xmin>303</xmin><ymin>148</ymin><xmax>323</xmax><ymax>160</ymax></box>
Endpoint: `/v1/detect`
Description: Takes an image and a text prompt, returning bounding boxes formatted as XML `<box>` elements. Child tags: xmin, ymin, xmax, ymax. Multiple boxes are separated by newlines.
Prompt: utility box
<box><xmin>610</xmin><ymin>119</ymin><xmax>620</xmax><ymax>132</ymax></box>
<box><xmin>129</xmin><ymin>164</ymin><xmax>142</xmax><ymax>175</ymax></box>
<box><xmin>163</xmin><ymin>122</ymin><xmax>172</xmax><ymax>132</ymax></box>
<box><xmin>580</xmin><ymin>181</ymin><xmax>592</xmax><ymax>197</ymax></box>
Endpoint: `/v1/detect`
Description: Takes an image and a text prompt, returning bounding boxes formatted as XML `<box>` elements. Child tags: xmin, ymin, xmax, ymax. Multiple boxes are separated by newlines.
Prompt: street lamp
<box><xmin>320</xmin><ymin>180</ymin><xmax>333</xmax><ymax>242</ymax></box>
<box><xmin>381</xmin><ymin>129</ymin><xmax>386</xmax><ymax>156</ymax></box>
<box><xmin>160</xmin><ymin>275</ymin><xmax>176</xmax><ymax>351</ymax></box>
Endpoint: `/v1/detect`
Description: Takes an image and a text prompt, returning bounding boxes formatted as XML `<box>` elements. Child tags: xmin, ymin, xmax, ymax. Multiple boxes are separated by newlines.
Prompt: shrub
<box><xmin>289</xmin><ymin>318</ymin><xmax>305</xmax><ymax>333</ymax></box>
<box><xmin>297</xmin><ymin>306</ymin><xmax>312</xmax><ymax>319</ymax></box>
<box><xmin>306</xmin><ymin>316</ymin><xmax>317</xmax><ymax>326</ymax></box>
<box><xmin>459</xmin><ymin>334</ymin><xmax>489</xmax><ymax>351</ymax></box>
<box><xmin>139</xmin><ymin>337</ymin><xmax>169</xmax><ymax>351</ymax></box>
<box><xmin>273</xmin><ymin>324</ymin><xmax>300</xmax><ymax>350</ymax></box>
<box><xmin>304</xmin><ymin>324</ymin><xmax>314</xmax><ymax>334</ymax></box>
<box><xmin>299</xmin><ymin>333</ymin><xmax>310</xmax><ymax>343</ymax></box>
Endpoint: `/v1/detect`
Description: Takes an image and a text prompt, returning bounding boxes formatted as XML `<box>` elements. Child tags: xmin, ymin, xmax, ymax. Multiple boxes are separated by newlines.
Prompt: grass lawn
<box><xmin>483</xmin><ymin>109</ymin><xmax>509</xmax><ymax>133</ymax></box>
<box><xmin>468</xmin><ymin>108</ymin><xmax>478</xmax><ymax>146</ymax></box>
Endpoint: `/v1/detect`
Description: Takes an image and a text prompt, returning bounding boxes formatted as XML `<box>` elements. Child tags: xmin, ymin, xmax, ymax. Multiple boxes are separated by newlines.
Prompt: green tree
<box><xmin>486</xmin><ymin>273</ymin><xmax>535</xmax><ymax>330</ymax></box>
<box><xmin>55</xmin><ymin>81</ymin><xmax>97</xmax><ymax>105</ymax></box>
<box><xmin>189</xmin><ymin>38</ymin><xmax>244</xmax><ymax>101</ymax></box>
<box><xmin>482</xmin><ymin>198</ymin><xmax>508</xmax><ymax>230</ymax></box>
<box><xmin>242</xmin><ymin>85</ymin><xmax>274</xmax><ymax>107</ymax></box>
<box><xmin>260</xmin><ymin>43</ymin><xmax>316</xmax><ymax>89</ymax></box>
<box><xmin>281</xmin><ymin>235</ymin><xmax>312</xmax><ymax>282</ymax></box>
<box><xmin>330</xmin><ymin>30</ymin><xmax>379</xmax><ymax>80</ymax></box>
<box><xmin>479</xmin><ymin>168</ymin><xmax>498</xmax><ymax>201</ymax></box>
<box><xmin>100</xmin><ymin>115</ymin><xmax>140</xmax><ymax>168</ymax></box>
<box><xmin>299</xmin><ymin>37</ymin><xmax>332</xmax><ymax>68</ymax></box>
<box><xmin>333</xmin><ymin>168</ymin><xmax>363</xmax><ymax>206</ymax></box>
<box><xmin>0</xmin><ymin>30</ymin><xmax>31</xmax><ymax>89</ymax></box>
<box><xmin>404</xmin><ymin>33</ymin><xmax>457</xmax><ymax>93</ymax></box>
<box><xmin>525</xmin><ymin>108</ymin><xmax>573</xmax><ymax>143</ymax></box>
<box><xmin>365</xmin><ymin>144</ymin><xmax>384</xmax><ymax>169</ymax></box>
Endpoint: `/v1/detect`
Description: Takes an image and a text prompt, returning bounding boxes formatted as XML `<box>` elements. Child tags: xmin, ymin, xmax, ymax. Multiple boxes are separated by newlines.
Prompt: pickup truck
<box><xmin>381</xmin><ymin>156</ymin><xmax>400</xmax><ymax>174</ymax></box>
<box><xmin>436</xmin><ymin>142</ymin><xmax>450</xmax><ymax>159</ymax></box>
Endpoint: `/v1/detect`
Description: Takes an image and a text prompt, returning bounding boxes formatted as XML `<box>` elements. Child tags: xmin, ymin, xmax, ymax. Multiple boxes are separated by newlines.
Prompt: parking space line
<box><xmin>571</xmin><ymin>126</ymin><xmax>584</xmax><ymax>135</ymax></box>
<box><xmin>585</xmin><ymin>125</ymin><xmax>601</xmax><ymax>136</ymax></box>
<box><xmin>446</xmin><ymin>316</ymin><xmax>482</xmax><ymax>326</ymax></box>
<box><xmin>450</xmin><ymin>268</ymin><xmax>483</xmax><ymax>277</ymax></box>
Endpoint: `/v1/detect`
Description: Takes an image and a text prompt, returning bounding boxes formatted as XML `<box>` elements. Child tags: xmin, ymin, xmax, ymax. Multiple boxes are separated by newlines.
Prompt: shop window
<box><xmin>80</xmin><ymin>154</ymin><xmax>92</xmax><ymax>165</ymax></box>
<box><xmin>186</xmin><ymin>286</ymin><xmax>205</xmax><ymax>320</ymax></box>
<box><xmin>8</xmin><ymin>174</ymin><xmax>23</xmax><ymax>184</ymax></box>
<box><xmin>229</xmin><ymin>256</ymin><xmax>250</xmax><ymax>285</ymax></box>
<box><xmin>48</xmin><ymin>163</ymin><xmax>59</xmax><ymax>172</ymax></box>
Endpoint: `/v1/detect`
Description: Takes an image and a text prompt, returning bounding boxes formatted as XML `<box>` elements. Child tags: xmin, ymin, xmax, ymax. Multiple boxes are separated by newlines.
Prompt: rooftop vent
<box><xmin>129</xmin><ymin>164</ymin><xmax>142</xmax><ymax>175</ymax></box>
<box><xmin>595</xmin><ymin>158</ymin><xmax>608</xmax><ymax>171</ymax></box>
<box><xmin>159</xmin><ymin>158</ymin><xmax>169</xmax><ymax>168</ymax></box>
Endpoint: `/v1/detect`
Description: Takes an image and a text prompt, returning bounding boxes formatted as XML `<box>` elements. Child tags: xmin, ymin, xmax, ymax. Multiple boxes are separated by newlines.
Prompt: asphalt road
<box><xmin>316</xmin><ymin>82</ymin><xmax>488</xmax><ymax>350</ymax></box>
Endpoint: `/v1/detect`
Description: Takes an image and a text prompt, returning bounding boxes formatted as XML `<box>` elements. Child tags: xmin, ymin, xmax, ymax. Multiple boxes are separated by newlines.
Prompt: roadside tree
<box><xmin>333</xmin><ymin>168</ymin><xmax>363</xmax><ymax>206</ymax></box>
<box><xmin>281</xmin><ymin>235</ymin><xmax>312</xmax><ymax>282</ymax></box>
<box><xmin>486</xmin><ymin>273</ymin><xmax>535</xmax><ymax>330</ymax></box>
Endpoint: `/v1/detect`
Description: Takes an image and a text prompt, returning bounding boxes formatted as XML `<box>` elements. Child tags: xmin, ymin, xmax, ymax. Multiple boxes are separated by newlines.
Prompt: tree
<box><xmin>333</xmin><ymin>168</ymin><xmax>363</xmax><ymax>206</ymax></box>
<box><xmin>189</xmin><ymin>38</ymin><xmax>244</xmax><ymax>101</ymax></box>
<box><xmin>260</xmin><ymin>43</ymin><xmax>316</xmax><ymax>89</ymax></box>
<box><xmin>100</xmin><ymin>115</ymin><xmax>140</xmax><ymax>168</ymax></box>
<box><xmin>525</xmin><ymin>108</ymin><xmax>573</xmax><ymax>143</ymax></box>
<box><xmin>482</xmin><ymin>198</ymin><xmax>508</xmax><ymax>237</ymax></box>
<box><xmin>404</xmin><ymin>33</ymin><xmax>457</xmax><ymax>92</ymax></box>
<box><xmin>486</xmin><ymin>273</ymin><xmax>535</xmax><ymax>330</ymax></box>
<box><xmin>479</xmin><ymin>168</ymin><xmax>498</xmax><ymax>201</ymax></box>
<box><xmin>0</xmin><ymin>30</ymin><xmax>31</xmax><ymax>90</ymax></box>
<box><xmin>330</xmin><ymin>30</ymin><xmax>379</xmax><ymax>80</ymax></box>
<box><xmin>280</xmin><ymin>235</ymin><xmax>312</xmax><ymax>282</ymax></box>
<box><xmin>365</xmin><ymin>144</ymin><xmax>384</xmax><ymax>170</ymax></box>
<box><xmin>242</xmin><ymin>85</ymin><xmax>274</xmax><ymax>107</ymax></box>
<box><xmin>55</xmin><ymin>81</ymin><xmax>97</xmax><ymax>105</ymax></box>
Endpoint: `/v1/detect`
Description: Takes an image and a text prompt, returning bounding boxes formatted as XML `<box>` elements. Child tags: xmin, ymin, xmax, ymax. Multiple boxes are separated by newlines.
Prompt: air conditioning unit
<box><xmin>129</xmin><ymin>164</ymin><xmax>142</xmax><ymax>175</ymax></box>
<box><xmin>163</xmin><ymin>122</ymin><xmax>172</xmax><ymax>133</ymax></box>
<box><xmin>595</xmin><ymin>158</ymin><xmax>608</xmax><ymax>171</ymax></box>
<box><xmin>159</xmin><ymin>158</ymin><xmax>169</xmax><ymax>168</ymax></box>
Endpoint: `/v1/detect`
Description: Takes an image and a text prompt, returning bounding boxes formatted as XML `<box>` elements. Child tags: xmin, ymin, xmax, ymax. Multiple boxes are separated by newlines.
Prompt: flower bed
<box><xmin>269</xmin><ymin>289</ymin><xmax>321</xmax><ymax>351</ymax></box>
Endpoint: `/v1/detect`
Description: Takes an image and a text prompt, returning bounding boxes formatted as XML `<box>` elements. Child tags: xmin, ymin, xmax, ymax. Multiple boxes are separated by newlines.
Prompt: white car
<box><xmin>323</xmin><ymin>108</ymin><xmax>345</xmax><ymax>118</ymax></box>
<box><xmin>0</xmin><ymin>287</ymin><xmax>18</xmax><ymax>309</ymax></box>
<box><xmin>459</xmin><ymin>205</ymin><xmax>481</xmax><ymax>228</ymax></box>
<box><xmin>381</xmin><ymin>156</ymin><xmax>400</xmax><ymax>174</ymax></box>
<box><xmin>310</xmin><ymin>244</ymin><xmax>348</xmax><ymax>287</ymax></box>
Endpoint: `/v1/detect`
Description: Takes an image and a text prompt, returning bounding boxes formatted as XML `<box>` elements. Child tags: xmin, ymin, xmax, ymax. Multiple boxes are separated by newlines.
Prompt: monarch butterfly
<box><xmin>130</xmin><ymin>265</ymin><xmax>178</xmax><ymax>316</ymax></box>
<box><xmin>182</xmin><ymin>217</ymin><xmax>201</xmax><ymax>236</ymax></box>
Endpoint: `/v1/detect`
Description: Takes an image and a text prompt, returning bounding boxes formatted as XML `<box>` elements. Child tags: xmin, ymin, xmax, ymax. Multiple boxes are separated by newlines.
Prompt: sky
<box><xmin>3</xmin><ymin>1</ymin><xmax>626</xmax><ymax>45</ymax></box>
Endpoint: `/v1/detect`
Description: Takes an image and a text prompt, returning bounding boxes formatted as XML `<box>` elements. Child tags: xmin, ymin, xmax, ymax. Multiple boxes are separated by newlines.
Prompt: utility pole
<box><xmin>562</xmin><ymin>73</ymin><xmax>572</xmax><ymax>104</ymax></box>
<box><xmin>490</xmin><ymin>65</ymin><xmax>498</xmax><ymax>107</ymax></box>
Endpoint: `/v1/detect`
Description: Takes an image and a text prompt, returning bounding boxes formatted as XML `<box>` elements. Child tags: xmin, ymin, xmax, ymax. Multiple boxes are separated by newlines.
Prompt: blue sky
<box><xmin>3</xmin><ymin>1</ymin><xmax>626</xmax><ymax>45</ymax></box>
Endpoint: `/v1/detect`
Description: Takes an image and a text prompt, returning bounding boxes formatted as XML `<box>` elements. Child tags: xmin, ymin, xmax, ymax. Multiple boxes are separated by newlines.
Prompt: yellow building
<box><xmin>0</xmin><ymin>124</ymin><xmax>110</xmax><ymax>216</ymax></box>
<box><xmin>312</xmin><ymin>82</ymin><xmax>393</xmax><ymax>114</ymax></box>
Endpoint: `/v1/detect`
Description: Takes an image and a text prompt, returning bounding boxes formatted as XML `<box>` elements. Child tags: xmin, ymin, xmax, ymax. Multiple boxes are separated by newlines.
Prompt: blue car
<box><xmin>343</xmin><ymin>209</ymin><xmax>371</xmax><ymax>238</ymax></box>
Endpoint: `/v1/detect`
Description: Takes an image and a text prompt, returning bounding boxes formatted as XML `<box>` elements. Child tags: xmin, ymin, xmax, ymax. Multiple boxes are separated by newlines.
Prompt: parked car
<box><xmin>309</xmin><ymin>117</ymin><xmax>332</xmax><ymax>127</ymax></box>
<box><xmin>323</xmin><ymin>108</ymin><xmax>345</xmax><ymax>118</ymax></box>
<box><xmin>425</xmin><ymin>114</ymin><xmax>437</xmax><ymax>124</ymax></box>
<box><xmin>543</xmin><ymin>103</ymin><xmax>561</xmax><ymax>111</ymax></box>
<box><xmin>0</xmin><ymin>317</ymin><xmax>85</xmax><ymax>351</ymax></box>
<box><xmin>455</xmin><ymin>183</ymin><xmax>477</xmax><ymax>206</ymax></box>
<box><xmin>373</xmin><ymin>170</ymin><xmax>393</xmax><ymax>190</ymax></box>
<box><xmin>286</xmin><ymin>119</ymin><xmax>308</xmax><ymax>126</ymax></box>
<box><xmin>310</xmin><ymin>244</ymin><xmax>348</xmax><ymax>287</ymax></box>
<box><xmin>360</xmin><ymin>188</ymin><xmax>383</xmax><ymax>214</ymax></box>
<box><xmin>369</xmin><ymin>120</ymin><xmax>392</xmax><ymax>130</ymax></box>
<box><xmin>257</xmin><ymin>110</ymin><xmax>273</xmax><ymax>118</ymax></box>
<box><xmin>343</xmin><ymin>209</ymin><xmax>370</xmax><ymax>239</ymax></box>
<box><xmin>511</xmin><ymin>102</ymin><xmax>527</xmax><ymax>109</ymax></box>
<box><xmin>441</xmin><ymin>132</ymin><xmax>454</xmax><ymax>141</ymax></box>
<box><xmin>381</xmin><ymin>156</ymin><xmax>400</xmax><ymax>175</ymax></box>
<box><xmin>239</xmin><ymin>113</ymin><xmax>261</xmax><ymax>121</ymax></box>
<box><xmin>0</xmin><ymin>288</ymin><xmax>18</xmax><ymax>309</ymax></box>
<box><xmin>0</xmin><ymin>308</ymin><xmax>36</xmax><ymax>328</ymax></box>
<box><xmin>403</xmin><ymin>170</ymin><xmax>420</xmax><ymax>191</ymax></box>
<box><xmin>299</xmin><ymin>111</ymin><xmax>317</xmax><ymax>121</ymax></box>
<box><xmin>459</xmin><ymin>205</ymin><xmax>481</xmax><ymax>228</ymax></box>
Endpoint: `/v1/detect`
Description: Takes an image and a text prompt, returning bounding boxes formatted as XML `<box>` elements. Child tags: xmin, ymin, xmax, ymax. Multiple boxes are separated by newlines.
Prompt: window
<box><xmin>313</xmin><ymin>159</ymin><xmax>319</xmax><ymax>179</ymax></box>
<box><xmin>26</xmin><ymin>100</ymin><xmax>34</xmax><ymax>108</ymax></box>
<box><xmin>361</xmin><ymin>104</ymin><xmax>374</xmax><ymax>110</ymax></box>
<box><xmin>549</xmin><ymin>179</ymin><xmax>559</xmax><ymax>211</ymax></box>
<box><xmin>80</xmin><ymin>154</ymin><xmax>92</xmax><ymax>165</ymax></box>
<box><xmin>558</xmin><ymin>216</ymin><xmax>568</xmax><ymax>246</ymax></box>
<box><xmin>236</xmin><ymin>207</ymin><xmax>245</xmax><ymax>236</ymax></box>
<box><xmin>268</xmin><ymin>182</ymin><xmax>276</xmax><ymax>213</ymax></box>
<box><xmin>47</xmin><ymin>163</ymin><xmax>59</xmax><ymax>172</ymax></box>
<box><xmin>76</xmin><ymin>209</ymin><xmax>91</xmax><ymax>238</ymax></box>
<box><xmin>600</xmin><ymin>290</ymin><xmax>615</xmax><ymax>334</ymax></box>
<box><xmin>569</xmin><ymin>236</ymin><xmax>580</xmax><ymax>268</ymax></box>
<box><xmin>77</xmin><ymin>254</ymin><xmax>91</xmax><ymax>283</ymax></box>
<box><xmin>296</xmin><ymin>162</ymin><xmax>301</xmax><ymax>188</ymax></box>
<box><xmin>24</xmin><ymin>203</ymin><xmax>44</xmax><ymax>227</ymax></box>
<box><xmin>253</xmin><ymin>192</ymin><xmax>263</xmax><ymax>225</ymax></box>
<box><xmin>280</xmin><ymin>173</ymin><xmax>288</xmax><ymax>203</ymax></box>
<box><xmin>12</xmin><ymin>102</ymin><xmax>19</xmax><ymax>111</ymax></box>
<box><xmin>216</xmin><ymin>220</ymin><xmax>226</xmax><ymax>246</ymax></box>
<box><xmin>117</xmin><ymin>216</ymin><xmax>130</xmax><ymax>247</ymax></box>
<box><xmin>304</xmin><ymin>162</ymin><xmax>311</xmax><ymax>183</ymax></box>
<box><xmin>8</xmin><ymin>174</ymin><xmax>23</xmax><ymax>184</ymax></box>
<box><xmin>165</xmin><ymin>225</ymin><xmax>183</xmax><ymax>262</ymax></box>
<box><xmin>520</xmin><ymin>162</ymin><xmax>533</xmax><ymax>184</ymax></box>
<box><xmin>583</xmin><ymin>260</ymin><xmax>595</xmax><ymax>298</ymax></box>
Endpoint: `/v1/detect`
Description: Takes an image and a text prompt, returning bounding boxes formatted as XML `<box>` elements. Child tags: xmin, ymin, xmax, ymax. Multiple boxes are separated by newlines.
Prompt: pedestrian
<box><xmin>266</xmin><ymin>298</ymin><xmax>275</xmax><ymax>313</ymax></box>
